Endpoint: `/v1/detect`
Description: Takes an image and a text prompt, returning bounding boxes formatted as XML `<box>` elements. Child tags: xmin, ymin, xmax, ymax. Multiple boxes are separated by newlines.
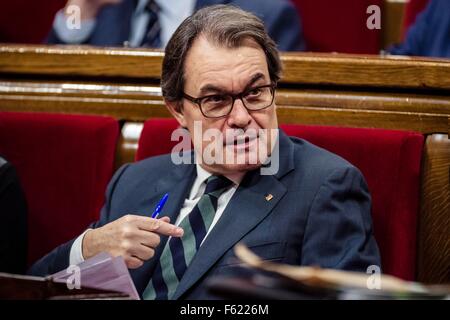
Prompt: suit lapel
<box><xmin>132</xmin><ymin>162</ymin><xmax>197</xmax><ymax>295</ymax></box>
<box><xmin>172</xmin><ymin>131</ymin><xmax>295</xmax><ymax>299</ymax></box>
<box><xmin>151</xmin><ymin>163</ymin><xmax>197</xmax><ymax>266</ymax></box>
<box><xmin>153</xmin><ymin>164</ymin><xmax>196</xmax><ymax>223</ymax></box>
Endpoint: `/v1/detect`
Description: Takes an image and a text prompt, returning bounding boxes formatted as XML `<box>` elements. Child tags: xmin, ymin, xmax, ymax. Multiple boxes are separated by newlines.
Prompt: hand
<box><xmin>82</xmin><ymin>215</ymin><xmax>184</xmax><ymax>269</ymax></box>
<box><xmin>64</xmin><ymin>0</ymin><xmax>122</xmax><ymax>21</ymax></box>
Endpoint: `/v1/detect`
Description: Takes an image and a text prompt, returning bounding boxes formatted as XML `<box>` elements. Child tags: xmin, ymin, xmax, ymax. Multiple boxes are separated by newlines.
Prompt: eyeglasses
<box><xmin>183</xmin><ymin>84</ymin><xmax>276</xmax><ymax>119</ymax></box>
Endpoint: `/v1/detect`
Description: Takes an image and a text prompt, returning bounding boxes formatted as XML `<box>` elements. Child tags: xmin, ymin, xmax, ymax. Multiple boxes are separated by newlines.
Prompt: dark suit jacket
<box><xmin>0</xmin><ymin>157</ymin><xmax>28</xmax><ymax>274</ymax></box>
<box><xmin>46</xmin><ymin>0</ymin><xmax>305</xmax><ymax>51</ymax></box>
<box><xmin>389</xmin><ymin>0</ymin><xmax>450</xmax><ymax>58</ymax></box>
<box><xmin>29</xmin><ymin>131</ymin><xmax>380</xmax><ymax>299</ymax></box>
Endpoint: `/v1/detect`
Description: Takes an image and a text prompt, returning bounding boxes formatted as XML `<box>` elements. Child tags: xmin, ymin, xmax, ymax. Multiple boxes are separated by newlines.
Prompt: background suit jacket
<box><xmin>46</xmin><ymin>0</ymin><xmax>305</xmax><ymax>51</ymax></box>
<box><xmin>389</xmin><ymin>0</ymin><xmax>450</xmax><ymax>58</ymax></box>
<box><xmin>29</xmin><ymin>131</ymin><xmax>380</xmax><ymax>299</ymax></box>
<box><xmin>0</xmin><ymin>157</ymin><xmax>28</xmax><ymax>274</ymax></box>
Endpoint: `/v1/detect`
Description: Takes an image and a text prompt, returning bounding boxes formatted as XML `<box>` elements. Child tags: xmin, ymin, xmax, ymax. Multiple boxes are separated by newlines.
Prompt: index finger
<box><xmin>136</xmin><ymin>216</ymin><xmax>184</xmax><ymax>237</ymax></box>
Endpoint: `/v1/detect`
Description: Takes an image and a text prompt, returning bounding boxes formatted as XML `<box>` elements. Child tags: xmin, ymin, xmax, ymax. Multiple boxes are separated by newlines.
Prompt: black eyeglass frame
<box><xmin>182</xmin><ymin>83</ymin><xmax>277</xmax><ymax>119</ymax></box>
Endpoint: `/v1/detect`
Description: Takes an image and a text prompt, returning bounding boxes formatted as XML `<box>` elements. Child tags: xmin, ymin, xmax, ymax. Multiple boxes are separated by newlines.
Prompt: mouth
<box><xmin>224</xmin><ymin>134</ymin><xmax>258</xmax><ymax>150</ymax></box>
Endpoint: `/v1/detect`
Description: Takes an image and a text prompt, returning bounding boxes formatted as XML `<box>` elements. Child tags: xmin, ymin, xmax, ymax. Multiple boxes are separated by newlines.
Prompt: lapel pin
<box><xmin>265</xmin><ymin>193</ymin><xmax>274</xmax><ymax>201</ymax></box>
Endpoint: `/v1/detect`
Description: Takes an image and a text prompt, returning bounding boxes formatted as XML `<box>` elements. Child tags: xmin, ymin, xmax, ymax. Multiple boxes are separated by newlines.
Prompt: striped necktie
<box><xmin>143</xmin><ymin>175</ymin><xmax>233</xmax><ymax>299</ymax></box>
<box><xmin>141</xmin><ymin>0</ymin><xmax>161</xmax><ymax>47</ymax></box>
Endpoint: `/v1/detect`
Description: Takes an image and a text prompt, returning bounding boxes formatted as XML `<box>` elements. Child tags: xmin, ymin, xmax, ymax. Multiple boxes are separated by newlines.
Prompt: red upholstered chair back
<box><xmin>136</xmin><ymin>118</ymin><xmax>424</xmax><ymax>280</ymax></box>
<box><xmin>136</xmin><ymin>118</ymin><xmax>188</xmax><ymax>161</ymax></box>
<box><xmin>281</xmin><ymin>124</ymin><xmax>424</xmax><ymax>280</ymax></box>
<box><xmin>291</xmin><ymin>0</ymin><xmax>382</xmax><ymax>54</ymax></box>
<box><xmin>0</xmin><ymin>112</ymin><xmax>119</xmax><ymax>266</ymax></box>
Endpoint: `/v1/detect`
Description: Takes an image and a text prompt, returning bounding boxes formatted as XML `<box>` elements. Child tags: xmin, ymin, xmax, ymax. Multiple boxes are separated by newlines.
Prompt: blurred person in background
<box><xmin>389</xmin><ymin>0</ymin><xmax>449</xmax><ymax>58</ymax></box>
<box><xmin>47</xmin><ymin>0</ymin><xmax>305</xmax><ymax>51</ymax></box>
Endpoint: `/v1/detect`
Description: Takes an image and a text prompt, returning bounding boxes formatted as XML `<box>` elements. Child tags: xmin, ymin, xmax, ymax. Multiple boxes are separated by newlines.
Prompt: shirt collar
<box><xmin>195</xmin><ymin>163</ymin><xmax>245</xmax><ymax>186</ymax></box>
<box><xmin>136</xmin><ymin>0</ymin><xmax>192</xmax><ymax>16</ymax></box>
<box><xmin>135</xmin><ymin>0</ymin><xmax>149</xmax><ymax>14</ymax></box>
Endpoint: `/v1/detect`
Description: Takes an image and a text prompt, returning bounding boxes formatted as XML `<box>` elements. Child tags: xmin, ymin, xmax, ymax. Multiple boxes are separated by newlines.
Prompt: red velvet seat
<box><xmin>136</xmin><ymin>118</ymin><xmax>184</xmax><ymax>161</ymax></box>
<box><xmin>0</xmin><ymin>112</ymin><xmax>119</xmax><ymax>266</ymax></box>
<box><xmin>291</xmin><ymin>0</ymin><xmax>382</xmax><ymax>54</ymax></box>
<box><xmin>136</xmin><ymin>118</ymin><xmax>424</xmax><ymax>280</ymax></box>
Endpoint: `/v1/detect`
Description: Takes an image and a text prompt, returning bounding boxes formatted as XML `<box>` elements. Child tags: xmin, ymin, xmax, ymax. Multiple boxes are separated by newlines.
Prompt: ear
<box><xmin>166</xmin><ymin>100</ymin><xmax>187</xmax><ymax>128</ymax></box>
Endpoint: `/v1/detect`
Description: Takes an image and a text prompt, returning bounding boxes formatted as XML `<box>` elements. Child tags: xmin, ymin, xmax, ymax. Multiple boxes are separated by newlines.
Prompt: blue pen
<box><xmin>151</xmin><ymin>193</ymin><xmax>169</xmax><ymax>219</ymax></box>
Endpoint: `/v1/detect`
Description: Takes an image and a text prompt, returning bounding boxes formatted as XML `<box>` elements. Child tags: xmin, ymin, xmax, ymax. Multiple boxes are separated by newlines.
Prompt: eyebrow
<box><xmin>198</xmin><ymin>73</ymin><xmax>267</xmax><ymax>96</ymax></box>
<box><xmin>243</xmin><ymin>73</ymin><xmax>266</xmax><ymax>91</ymax></box>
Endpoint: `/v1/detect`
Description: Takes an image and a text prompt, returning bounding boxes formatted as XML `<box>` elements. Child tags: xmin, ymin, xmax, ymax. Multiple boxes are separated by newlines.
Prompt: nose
<box><xmin>226</xmin><ymin>98</ymin><xmax>251</xmax><ymax>129</ymax></box>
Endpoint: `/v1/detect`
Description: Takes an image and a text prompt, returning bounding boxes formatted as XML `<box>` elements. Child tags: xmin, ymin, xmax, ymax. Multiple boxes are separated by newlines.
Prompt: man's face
<box><xmin>167</xmin><ymin>36</ymin><xmax>278</xmax><ymax>175</ymax></box>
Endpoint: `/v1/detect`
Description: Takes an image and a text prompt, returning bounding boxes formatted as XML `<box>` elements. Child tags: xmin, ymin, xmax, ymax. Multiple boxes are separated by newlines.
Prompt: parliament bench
<box><xmin>0</xmin><ymin>45</ymin><xmax>448</xmax><ymax>283</ymax></box>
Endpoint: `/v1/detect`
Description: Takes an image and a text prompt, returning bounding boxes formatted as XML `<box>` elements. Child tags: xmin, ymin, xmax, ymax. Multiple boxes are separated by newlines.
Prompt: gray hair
<box><xmin>161</xmin><ymin>4</ymin><xmax>282</xmax><ymax>111</ymax></box>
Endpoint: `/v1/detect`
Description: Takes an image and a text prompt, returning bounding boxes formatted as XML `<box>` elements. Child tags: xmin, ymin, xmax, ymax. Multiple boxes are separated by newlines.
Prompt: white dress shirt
<box><xmin>69</xmin><ymin>163</ymin><xmax>244</xmax><ymax>265</ymax></box>
<box><xmin>53</xmin><ymin>0</ymin><xmax>196</xmax><ymax>47</ymax></box>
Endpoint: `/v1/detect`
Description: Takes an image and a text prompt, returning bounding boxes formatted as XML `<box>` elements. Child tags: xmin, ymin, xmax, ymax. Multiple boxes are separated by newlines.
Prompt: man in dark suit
<box><xmin>30</xmin><ymin>5</ymin><xmax>380</xmax><ymax>299</ymax></box>
<box><xmin>389</xmin><ymin>0</ymin><xmax>449</xmax><ymax>58</ymax></box>
<box><xmin>47</xmin><ymin>0</ymin><xmax>304</xmax><ymax>51</ymax></box>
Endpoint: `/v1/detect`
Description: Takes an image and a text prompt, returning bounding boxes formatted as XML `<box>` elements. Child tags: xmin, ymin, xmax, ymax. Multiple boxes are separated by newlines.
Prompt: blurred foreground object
<box><xmin>0</xmin><ymin>273</ymin><xmax>128</xmax><ymax>300</ymax></box>
<box><xmin>207</xmin><ymin>244</ymin><xmax>450</xmax><ymax>300</ymax></box>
